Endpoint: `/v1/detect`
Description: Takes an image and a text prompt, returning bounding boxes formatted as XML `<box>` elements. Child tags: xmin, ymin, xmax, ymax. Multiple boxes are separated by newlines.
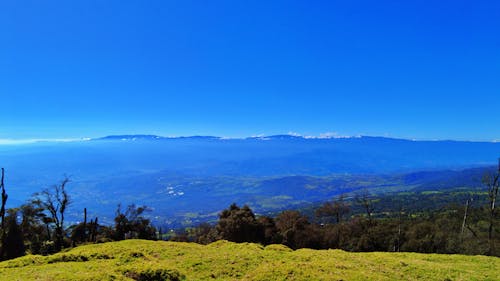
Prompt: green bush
<box><xmin>123</xmin><ymin>267</ymin><xmax>185</xmax><ymax>281</ymax></box>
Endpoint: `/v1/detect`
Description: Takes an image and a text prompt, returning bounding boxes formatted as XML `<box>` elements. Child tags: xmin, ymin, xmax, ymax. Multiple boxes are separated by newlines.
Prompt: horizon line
<box><xmin>0</xmin><ymin>133</ymin><xmax>499</xmax><ymax>145</ymax></box>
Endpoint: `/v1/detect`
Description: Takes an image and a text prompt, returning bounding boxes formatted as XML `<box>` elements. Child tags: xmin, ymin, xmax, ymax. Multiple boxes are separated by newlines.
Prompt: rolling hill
<box><xmin>0</xmin><ymin>239</ymin><xmax>498</xmax><ymax>280</ymax></box>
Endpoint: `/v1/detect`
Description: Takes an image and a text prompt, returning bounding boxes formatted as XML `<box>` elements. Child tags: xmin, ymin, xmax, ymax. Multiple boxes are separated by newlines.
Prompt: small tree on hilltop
<box><xmin>113</xmin><ymin>204</ymin><xmax>156</xmax><ymax>240</ymax></box>
<box><xmin>32</xmin><ymin>177</ymin><xmax>71</xmax><ymax>252</ymax></box>
<box><xmin>216</xmin><ymin>203</ymin><xmax>264</xmax><ymax>243</ymax></box>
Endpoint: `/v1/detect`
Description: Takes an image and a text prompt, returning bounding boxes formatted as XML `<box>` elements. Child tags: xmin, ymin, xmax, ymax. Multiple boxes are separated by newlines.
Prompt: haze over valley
<box><xmin>2</xmin><ymin>134</ymin><xmax>498</xmax><ymax>227</ymax></box>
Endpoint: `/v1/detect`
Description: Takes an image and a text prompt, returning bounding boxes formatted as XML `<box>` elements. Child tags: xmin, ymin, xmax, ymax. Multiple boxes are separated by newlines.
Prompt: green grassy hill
<box><xmin>0</xmin><ymin>240</ymin><xmax>498</xmax><ymax>281</ymax></box>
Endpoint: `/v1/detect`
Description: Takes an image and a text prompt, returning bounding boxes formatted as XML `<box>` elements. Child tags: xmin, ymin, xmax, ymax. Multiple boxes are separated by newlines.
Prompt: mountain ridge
<box><xmin>93</xmin><ymin>134</ymin><xmax>499</xmax><ymax>143</ymax></box>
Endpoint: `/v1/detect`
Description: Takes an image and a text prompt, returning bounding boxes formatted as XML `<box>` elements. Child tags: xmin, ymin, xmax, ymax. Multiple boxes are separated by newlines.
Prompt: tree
<box><xmin>275</xmin><ymin>210</ymin><xmax>316</xmax><ymax>249</ymax></box>
<box><xmin>193</xmin><ymin>223</ymin><xmax>218</xmax><ymax>244</ymax></box>
<box><xmin>257</xmin><ymin>216</ymin><xmax>281</xmax><ymax>245</ymax></box>
<box><xmin>482</xmin><ymin>159</ymin><xmax>500</xmax><ymax>255</ymax></box>
<box><xmin>113</xmin><ymin>204</ymin><xmax>156</xmax><ymax>240</ymax></box>
<box><xmin>70</xmin><ymin>208</ymin><xmax>99</xmax><ymax>245</ymax></box>
<box><xmin>0</xmin><ymin>168</ymin><xmax>15</xmax><ymax>259</ymax></box>
<box><xmin>316</xmin><ymin>194</ymin><xmax>350</xmax><ymax>224</ymax></box>
<box><xmin>394</xmin><ymin>204</ymin><xmax>404</xmax><ymax>252</ymax></box>
<box><xmin>461</xmin><ymin>197</ymin><xmax>473</xmax><ymax>239</ymax></box>
<box><xmin>356</xmin><ymin>190</ymin><xmax>375</xmax><ymax>225</ymax></box>
<box><xmin>0</xmin><ymin>169</ymin><xmax>24</xmax><ymax>260</ymax></box>
<box><xmin>0</xmin><ymin>168</ymin><xmax>8</xmax><ymax>258</ymax></box>
<box><xmin>19</xmin><ymin>202</ymin><xmax>48</xmax><ymax>254</ymax></box>
<box><xmin>0</xmin><ymin>168</ymin><xmax>7</xmax><ymax>232</ymax></box>
<box><xmin>32</xmin><ymin>178</ymin><xmax>71</xmax><ymax>252</ymax></box>
<box><xmin>1</xmin><ymin>209</ymin><xmax>25</xmax><ymax>260</ymax></box>
<box><xmin>215</xmin><ymin>203</ymin><xmax>264</xmax><ymax>243</ymax></box>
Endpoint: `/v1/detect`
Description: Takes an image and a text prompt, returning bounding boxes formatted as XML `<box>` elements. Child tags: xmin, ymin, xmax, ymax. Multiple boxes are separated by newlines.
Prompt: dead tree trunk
<box><xmin>89</xmin><ymin>217</ymin><xmax>98</xmax><ymax>242</ymax></box>
<box><xmin>461</xmin><ymin>198</ymin><xmax>472</xmax><ymax>238</ymax></box>
<box><xmin>395</xmin><ymin>205</ymin><xmax>403</xmax><ymax>252</ymax></box>
<box><xmin>0</xmin><ymin>168</ymin><xmax>7</xmax><ymax>230</ymax></box>
<box><xmin>356</xmin><ymin>191</ymin><xmax>374</xmax><ymax>225</ymax></box>
<box><xmin>83</xmin><ymin>208</ymin><xmax>87</xmax><ymax>242</ymax></box>
<box><xmin>487</xmin><ymin>160</ymin><xmax>500</xmax><ymax>255</ymax></box>
<box><xmin>483</xmin><ymin>159</ymin><xmax>500</xmax><ymax>255</ymax></box>
<box><xmin>0</xmin><ymin>168</ymin><xmax>7</xmax><ymax>259</ymax></box>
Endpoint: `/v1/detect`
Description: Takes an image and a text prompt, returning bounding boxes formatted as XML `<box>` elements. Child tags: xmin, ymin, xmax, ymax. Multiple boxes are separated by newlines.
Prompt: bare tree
<box><xmin>32</xmin><ymin>177</ymin><xmax>71</xmax><ymax>251</ymax></box>
<box><xmin>356</xmin><ymin>190</ymin><xmax>375</xmax><ymax>225</ymax></box>
<box><xmin>461</xmin><ymin>197</ymin><xmax>473</xmax><ymax>238</ymax></box>
<box><xmin>482</xmin><ymin>159</ymin><xmax>500</xmax><ymax>255</ymax></box>
<box><xmin>394</xmin><ymin>203</ymin><xmax>403</xmax><ymax>252</ymax></box>
<box><xmin>316</xmin><ymin>194</ymin><xmax>350</xmax><ymax>223</ymax></box>
<box><xmin>83</xmin><ymin>207</ymin><xmax>87</xmax><ymax>239</ymax></box>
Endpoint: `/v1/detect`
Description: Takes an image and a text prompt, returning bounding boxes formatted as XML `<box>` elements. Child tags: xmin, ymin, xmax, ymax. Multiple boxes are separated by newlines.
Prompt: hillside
<box><xmin>0</xmin><ymin>240</ymin><xmax>498</xmax><ymax>280</ymax></box>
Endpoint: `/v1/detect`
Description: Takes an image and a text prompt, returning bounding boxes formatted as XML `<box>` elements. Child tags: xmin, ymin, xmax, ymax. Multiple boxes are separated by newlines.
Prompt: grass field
<box><xmin>0</xmin><ymin>240</ymin><xmax>498</xmax><ymax>280</ymax></box>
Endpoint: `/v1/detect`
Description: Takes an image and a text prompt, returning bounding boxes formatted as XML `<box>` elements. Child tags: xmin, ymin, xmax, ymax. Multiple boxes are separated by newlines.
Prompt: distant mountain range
<box><xmin>92</xmin><ymin>134</ymin><xmax>499</xmax><ymax>142</ymax></box>
<box><xmin>0</xmin><ymin>134</ymin><xmax>499</xmax><ymax>226</ymax></box>
<box><xmin>86</xmin><ymin>134</ymin><xmax>500</xmax><ymax>175</ymax></box>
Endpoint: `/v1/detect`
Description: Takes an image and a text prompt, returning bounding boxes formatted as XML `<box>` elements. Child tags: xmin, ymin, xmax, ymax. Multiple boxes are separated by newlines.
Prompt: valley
<box><xmin>1</xmin><ymin>135</ymin><xmax>498</xmax><ymax>227</ymax></box>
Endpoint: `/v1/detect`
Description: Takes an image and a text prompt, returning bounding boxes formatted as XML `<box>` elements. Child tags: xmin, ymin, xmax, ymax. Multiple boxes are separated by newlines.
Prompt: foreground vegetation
<box><xmin>0</xmin><ymin>239</ymin><xmax>498</xmax><ymax>281</ymax></box>
<box><xmin>176</xmin><ymin>201</ymin><xmax>500</xmax><ymax>256</ymax></box>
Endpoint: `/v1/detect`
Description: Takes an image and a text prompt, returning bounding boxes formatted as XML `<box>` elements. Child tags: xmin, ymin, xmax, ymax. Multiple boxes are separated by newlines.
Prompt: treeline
<box><xmin>174</xmin><ymin>200</ymin><xmax>498</xmax><ymax>256</ymax></box>
<box><xmin>0</xmin><ymin>169</ymin><xmax>157</xmax><ymax>261</ymax></box>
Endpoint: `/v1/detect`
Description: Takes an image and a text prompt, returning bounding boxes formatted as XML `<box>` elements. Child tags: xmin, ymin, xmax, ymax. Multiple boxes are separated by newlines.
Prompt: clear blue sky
<box><xmin>1</xmin><ymin>1</ymin><xmax>499</xmax><ymax>140</ymax></box>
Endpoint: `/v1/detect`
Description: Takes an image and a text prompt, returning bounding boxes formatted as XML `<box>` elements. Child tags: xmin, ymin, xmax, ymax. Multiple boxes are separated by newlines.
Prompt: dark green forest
<box><xmin>0</xmin><ymin>164</ymin><xmax>498</xmax><ymax>262</ymax></box>
<box><xmin>173</xmin><ymin>191</ymin><xmax>499</xmax><ymax>256</ymax></box>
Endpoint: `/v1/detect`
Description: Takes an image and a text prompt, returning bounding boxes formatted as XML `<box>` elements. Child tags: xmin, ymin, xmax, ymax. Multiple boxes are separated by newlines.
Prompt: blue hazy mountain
<box><xmin>83</xmin><ymin>134</ymin><xmax>500</xmax><ymax>175</ymax></box>
<box><xmin>0</xmin><ymin>135</ymin><xmax>499</xmax><ymax>226</ymax></box>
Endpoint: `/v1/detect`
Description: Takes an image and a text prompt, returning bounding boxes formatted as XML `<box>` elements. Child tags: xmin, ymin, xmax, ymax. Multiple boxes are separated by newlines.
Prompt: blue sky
<box><xmin>1</xmin><ymin>1</ymin><xmax>499</xmax><ymax>140</ymax></box>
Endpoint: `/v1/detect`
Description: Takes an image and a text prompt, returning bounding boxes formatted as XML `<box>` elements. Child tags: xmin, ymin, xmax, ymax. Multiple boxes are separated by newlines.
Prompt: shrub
<box><xmin>123</xmin><ymin>267</ymin><xmax>185</xmax><ymax>281</ymax></box>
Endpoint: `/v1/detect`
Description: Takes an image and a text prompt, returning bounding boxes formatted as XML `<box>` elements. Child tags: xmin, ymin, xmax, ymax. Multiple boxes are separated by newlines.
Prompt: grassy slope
<box><xmin>0</xmin><ymin>240</ymin><xmax>498</xmax><ymax>281</ymax></box>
